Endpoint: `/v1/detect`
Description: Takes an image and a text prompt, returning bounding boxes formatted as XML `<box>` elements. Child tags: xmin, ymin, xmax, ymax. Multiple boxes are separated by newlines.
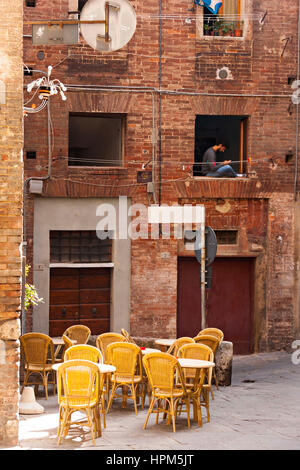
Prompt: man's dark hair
<box><xmin>217</xmin><ymin>139</ymin><xmax>230</xmax><ymax>150</ymax></box>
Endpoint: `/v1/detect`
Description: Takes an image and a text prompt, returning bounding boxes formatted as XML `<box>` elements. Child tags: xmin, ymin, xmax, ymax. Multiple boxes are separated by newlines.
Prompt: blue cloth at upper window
<box><xmin>195</xmin><ymin>0</ymin><xmax>223</xmax><ymax>15</ymax></box>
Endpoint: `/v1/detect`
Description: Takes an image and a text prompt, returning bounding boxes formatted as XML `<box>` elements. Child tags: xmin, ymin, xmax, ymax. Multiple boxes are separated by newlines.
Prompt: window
<box><xmin>194</xmin><ymin>115</ymin><xmax>248</xmax><ymax>176</ymax></box>
<box><xmin>214</xmin><ymin>230</ymin><xmax>238</xmax><ymax>245</ymax></box>
<box><xmin>50</xmin><ymin>230</ymin><xmax>112</xmax><ymax>263</ymax></box>
<box><xmin>68</xmin><ymin>113</ymin><xmax>124</xmax><ymax>167</ymax></box>
<box><xmin>203</xmin><ymin>0</ymin><xmax>243</xmax><ymax>38</ymax></box>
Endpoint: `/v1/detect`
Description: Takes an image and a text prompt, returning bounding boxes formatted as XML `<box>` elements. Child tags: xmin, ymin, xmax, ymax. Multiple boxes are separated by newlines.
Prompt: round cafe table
<box><xmin>52</xmin><ymin>362</ymin><xmax>116</xmax><ymax>374</ymax></box>
<box><xmin>140</xmin><ymin>347</ymin><xmax>161</xmax><ymax>355</ymax></box>
<box><xmin>178</xmin><ymin>358</ymin><xmax>215</xmax><ymax>369</ymax></box>
<box><xmin>154</xmin><ymin>338</ymin><xmax>176</xmax><ymax>352</ymax></box>
<box><xmin>51</xmin><ymin>337</ymin><xmax>77</xmax><ymax>359</ymax></box>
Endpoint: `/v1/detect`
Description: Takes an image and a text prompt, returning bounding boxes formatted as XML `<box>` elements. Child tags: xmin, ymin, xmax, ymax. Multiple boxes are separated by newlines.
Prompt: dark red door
<box><xmin>49</xmin><ymin>267</ymin><xmax>111</xmax><ymax>336</ymax></box>
<box><xmin>177</xmin><ymin>257</ymin><xmax>254</xmax><ymax>354</ymax></box>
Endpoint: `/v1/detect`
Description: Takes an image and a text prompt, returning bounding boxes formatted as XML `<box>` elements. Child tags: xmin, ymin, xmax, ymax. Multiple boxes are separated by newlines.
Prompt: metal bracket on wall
<box><xmin>25</xmin><ymin>1</ymin><xmax>112</xmax><ymax>45</ymax></box>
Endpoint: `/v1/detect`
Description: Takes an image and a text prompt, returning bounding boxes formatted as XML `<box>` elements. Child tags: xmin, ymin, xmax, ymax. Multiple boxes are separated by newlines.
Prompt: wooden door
<box><xmin>177</xmin><ymin>257</ymin><xmax>254</xmax><ymax>354</ymax></box>
<box><xmin>49</xmin><ymin>267</ymin><xmax>111</xmax><ymax>336</ymax></box>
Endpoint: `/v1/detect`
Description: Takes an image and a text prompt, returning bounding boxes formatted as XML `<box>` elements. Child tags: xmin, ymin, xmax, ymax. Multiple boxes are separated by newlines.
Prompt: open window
<box><xmin>203</xmin><ymin>0</ymin><xmax>243</xmax><ymax>38</ymax></box>
<box><xmin>68</xmin><ymin>113</ymin><xmax>125</xmax><ymax>167</ymax></box>
<box><xmin>194</xmin><ymin>115</ymin><xmax>248</xmax><ymax>176</ymax></box>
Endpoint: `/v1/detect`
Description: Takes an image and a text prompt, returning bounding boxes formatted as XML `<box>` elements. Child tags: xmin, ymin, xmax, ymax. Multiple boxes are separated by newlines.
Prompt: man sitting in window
<box><xmin>201</xmin><ymin>141</ymin><xmax>244</xmax><ymax>178</ymax></box>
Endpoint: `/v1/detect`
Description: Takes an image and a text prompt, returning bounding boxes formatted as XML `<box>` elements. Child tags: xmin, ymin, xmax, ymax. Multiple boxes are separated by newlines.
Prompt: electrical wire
<box><xmin>50</xmin><ymin>175</ymin><xmax>190</xmax><ymax>189</ymax></box>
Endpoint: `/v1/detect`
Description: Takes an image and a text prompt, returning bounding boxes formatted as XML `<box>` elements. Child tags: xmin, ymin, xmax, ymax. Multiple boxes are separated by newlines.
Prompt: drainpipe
<box><xmin>21</xmin><ymin>100</ymin><xmax>52</xmax><ymax>334</ymax></box>
<box><xmin>158</xmin><ymin>0</ymin><xmax>162</xmax><ymax>207</ymax></box>
<box><xmin>294</xmin><ymin>0</ymin><xmax>300</xmax><ymax>201</ymax></box>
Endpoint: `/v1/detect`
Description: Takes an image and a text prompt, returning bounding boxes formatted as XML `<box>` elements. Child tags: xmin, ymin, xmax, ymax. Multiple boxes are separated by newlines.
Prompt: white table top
<box><xmin>154</xmin><ymin>338</ymin><xmax>176</xmax><ymax>347</ymax></box>
<box><xmin>52</xmin><ymin>362</ymin><xmax>116</xmax><ymax>374</ymax></box>
<box><xmin>178</xmin><ymin>358</ymin><xmax>215</xmax><ymax>369</ymax></box>
<box><xmin>52</xmin><ymin>337</ymin><xmax>77</xmax><ymax>345</ymax></box>
<box><xmin>140</xmin><ymin>347</ymin><xmax>161</xmax><ymax>355</ymax></box>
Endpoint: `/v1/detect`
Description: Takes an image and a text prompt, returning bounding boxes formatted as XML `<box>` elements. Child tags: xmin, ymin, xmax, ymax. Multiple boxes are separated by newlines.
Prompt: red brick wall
<box><xmin>23</xmin><ymin>0</ymin><xmax>299</xmax><ymax>352</ymax></box>
<box><xmin>0</xmin><ymin>0</ymin><xmax>23</xmax><ymax>446</ymax></box>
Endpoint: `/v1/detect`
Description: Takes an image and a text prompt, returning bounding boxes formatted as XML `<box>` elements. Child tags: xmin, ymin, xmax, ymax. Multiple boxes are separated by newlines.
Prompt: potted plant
<box><xmin>234</xmin><ymin>20</ymin><xmax>244</xmax><ymax>37</ymax></box>
<box><xmin>24</xmin><ymin>265</ymin><xmax>44</xmax><ymax>311</ymax></box>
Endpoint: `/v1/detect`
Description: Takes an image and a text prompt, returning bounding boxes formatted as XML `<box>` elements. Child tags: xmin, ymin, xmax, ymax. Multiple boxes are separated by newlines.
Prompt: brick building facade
<box><xmin>23</xmin><ymin>0</ymin><xmax>300</xmax><ymax>355</ymax></box>
<box><xmin>0</xmin><ymin>0</ymin><xmax>23</xmax><ymax>446</ymax></box>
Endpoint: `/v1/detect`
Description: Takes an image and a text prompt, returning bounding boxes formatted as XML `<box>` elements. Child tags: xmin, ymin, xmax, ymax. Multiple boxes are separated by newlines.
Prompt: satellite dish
<box><xmin>80</xmin><ymin>0</ymin><xmax>137</xmax><ymax>52</ymax></box>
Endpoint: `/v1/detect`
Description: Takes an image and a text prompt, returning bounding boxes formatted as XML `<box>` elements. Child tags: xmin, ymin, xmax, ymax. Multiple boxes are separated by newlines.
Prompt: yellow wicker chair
<box><xmin>64</xmin><ymin>344</ymin><xmax>106</xmax><ymax>426</ymax></box>
<box><xmin>177</xmin><ymin>343</ymin><xmax>213</xmax><ymax>426</ymax></box>
<box><xmin>193</xmin><ymin>334</ymin><xmax>221</xmax><ymax>390</ymax></box>
<box><xmin>142</xmin><ymin>352</ymin><xmax>190</xmax><ymax>433</ymax></box>
<box><xmin>20</xmin><ymin>333</ymin><xmax>56</xmax><ymax>400</ymax></box>
<box><xmin>64</xmin><ymin>344</ymin><xmax>103</xmax><ymax>363</ymax></box>
<box><xmin>96</xmin><ymin>332</ymin><xmax>125</xmax><ymax>363</ymax></box>
<box><xmin>197</xmin><ymin>328</ymin><xmax>224</xmax><ymax>342</ymax></box>
<box><xmin>63</xmin><ymin>325</ymin><xmax>91</xmax><ymax>345</ymax></box>
<box><xmin>121</xmin><ymin>328</ymin><xmax>138</xmax><ymax>345</ymax></box>
<box><xmin>167</xmin><ymin>337</ymin><xmax>195</xmax><ymax>356</ymax></box>
<box><xmin>106</xmin><ymin>342</ymin><xmax>143</xmax><ymax>415</ymax></box>
<box><xmin>56</xmin><ymin>359</ymin><xmax>102</xmax><ymax>445</ymax></box>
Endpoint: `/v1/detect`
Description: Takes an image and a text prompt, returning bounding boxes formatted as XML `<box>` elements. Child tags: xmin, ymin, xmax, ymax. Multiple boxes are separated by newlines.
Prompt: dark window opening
<box><xmin>78</xmin><ymin>0</ymin><xmax>88</xmax><ymax>11</ymax></box>
<box><xmin>214</xmin><ymin>230</ymin><xmax>238</xmax><ymax>245</ymax></box>
<box><xmin>194</xmin><ymin>115</ymin><xmax>248</xmax><ymax>177</ymax></box>
<box><xmin>50</xmin><ymin>230</ymin><xmax>112</xmax><ymax>263</ymax></box>
<box><xmin>25</xmin><ymin>0</ymin><xmax>36</xmax><ymax>7</ymax></box>
<box><xmin>68</xmin><ymin>113</ymin><xmax>124</xmax><ymax>167</ymax></box>
<box><xmin>26</xmin><ymin>151</ymin><xmax>36</xmax><ymax>160</ymax></box>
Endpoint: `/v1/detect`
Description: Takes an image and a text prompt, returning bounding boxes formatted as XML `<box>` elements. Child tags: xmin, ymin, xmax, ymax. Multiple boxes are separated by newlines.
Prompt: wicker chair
<box><xmin>197</xmin><ymin>328</ymin><xmax>224</xmax><ymax>342</ymax></box>
<box><xmin>63</xmin><ymin>325</ymin><xmax>91</xmax><ymax>345</ymax></box>
<box><xmin>106</xmin><ymin>342</ymin><xmax>143</xmax><ymax>415</ymax></box>
<box><xmin>96</xmin><ymin>332</ymin><xmax>125</xmax><ymax>363</ymax></box>
<box><xmin>56</xmin><ymin>359</ymin><xmax>102</xmax><ymax>445</ymax></box>
<box><xmin>177</xmin><ymin>343</ymin><xmax>213</xmax><ymax>426</ymax></box>
<box><xmin>64</xmin><ymin>344</ymin><xmax>103</xmax><ymax>363</ymax></box>
<box><xmin>193</xmin><ymin>334</ymin><xmax>221</xmax><ymax>390</ymax></box>
<box><xmin>166</xmin><ymin>337</ymin><xmax>195</xmax><ymax>356</ymax></box>
<box><xmin>121</xmin><ymin>328</ymin><xmax>138</xmax><ymax>345</ymax></box>
<box><xmin>64</xmin><ymin>345</ymin><xmax>105</xmax><ymax>427</ymax></box>
<box><xmin>20</xmin><ymin>333</ymin><xmax>56</xmax><ymax>400</ymax></box>
<box><xmin>142</xmin><ymin>352</ymin><xmax>190</xmax><ymax>433</ymax></box>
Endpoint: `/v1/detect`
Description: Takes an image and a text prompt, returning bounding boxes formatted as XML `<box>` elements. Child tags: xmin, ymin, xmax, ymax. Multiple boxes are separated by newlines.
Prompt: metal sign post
<box><xmin>200</xmin><ymin>217</ymin><xmax>206</xmax><ymax>330</ymax></box>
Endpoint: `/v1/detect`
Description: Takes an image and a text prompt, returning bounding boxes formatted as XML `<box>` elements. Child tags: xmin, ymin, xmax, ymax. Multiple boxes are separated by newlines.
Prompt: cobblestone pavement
<box><xmin>4</xmin><ymin>351</ymin><xmax>300</xmax><ymax>450</ymax></box>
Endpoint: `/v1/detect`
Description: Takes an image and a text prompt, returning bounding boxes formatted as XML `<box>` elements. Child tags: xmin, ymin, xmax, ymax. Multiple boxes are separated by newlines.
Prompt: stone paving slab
<box><xmin>3</xmin><ymin>351</ymin><xmax>300</xmax><ymax>451</ymax></box>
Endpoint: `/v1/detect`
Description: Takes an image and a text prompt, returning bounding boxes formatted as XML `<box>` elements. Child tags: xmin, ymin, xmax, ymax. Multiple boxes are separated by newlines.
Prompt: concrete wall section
<box><xmin>33</xmin><ymin>198</ymin><xmax>131</xmax><ymax>334</ymax></box>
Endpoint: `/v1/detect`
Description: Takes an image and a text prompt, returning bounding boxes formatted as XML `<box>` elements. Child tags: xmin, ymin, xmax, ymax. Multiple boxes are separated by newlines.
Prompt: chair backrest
<box><xmin>96</xmin><ymin>333</ymin><xmax>125</xmax><ymax>362</ymax></box>
<box><xmin>197</xmin><ymin>328</ymin><xmax>224</xmax><ymax>342</ymax></box>
<box><xmin>106</xmin><ymin>342</ymin><xmax>142</xmax><ymax>378</ymax></box>
<box><xmin>193</xmin><ymin>334</ymin><xmax>220</xmax><ymax>355</ymax></box>
<box><xmin>178</xmin><ymin>342</ymin><xmax>212</xmax><ymax>361</ymax></box>
<box><xmin>63</xmin><ymin>325</ymin><xmax>91</xmax><ymax>345</ymax></box>
<box><xmin>121</xmin><ymin>328</ymin><xmax>138</xmax><ymax>345</ymax></box>
<box><xmin>64</xmin><ymin>344</ymin><xmax>103</xmax><ymax>363</ymax></box>
<box><xmin>170</xmin><ymin>337</ymin><xmax>195</xmax><ymax>356</ymax></box>
<box><xmin>142</xmin><ymin>352</ymin><xmax>186</xmax><ymax>393</ymax></box>
<box><xmin>20</xmin><ymin>332</ymin><xmax>54</xmax><ymax>366</ymax></box>
<box><xmin>57</xmin><ymin>359</ymin><xmax>100</xmax><ymax>405</ymax></box>
<box><xmin>62</xmin><ymin>334</ymin><xmax>73</xmax><ymax>350</ymax></box>
<box><xmin>178</xmin><ymin>343</ymin><xmax>213</xmax><ymax>384</ymax></box>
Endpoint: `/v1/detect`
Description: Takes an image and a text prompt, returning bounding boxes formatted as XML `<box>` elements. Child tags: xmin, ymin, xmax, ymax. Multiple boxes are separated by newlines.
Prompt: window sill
<box><xmin>200</xmin><ymin>35</ymin><xmax>244</xmax><ymax>40</ymax></box>
<box><xmin>68</xmin><ymin>166</ymin><xmax>127</xmax><ymax>171</ymax></box>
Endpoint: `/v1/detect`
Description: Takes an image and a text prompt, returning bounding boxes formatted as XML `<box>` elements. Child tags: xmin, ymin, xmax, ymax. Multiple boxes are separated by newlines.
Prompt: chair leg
<box><xmin>101</xmin><ymin>394</ymin><xmax>106</xmax><ymax>428</ymax></box>
<box><xmin>170</xmin><ymin>399</ymin><xmax>176</xmax><ymax>433</ymax></box>
<box><xmin>213</xmin><ymin>369</ymin><xmax>219</xmax><ymax>390</ymax></box>
<box><xmin>143</xmin><ymin>396</ymin><xmax>155</xmax><ymax>430</ymax></box>
<box><xmin>106</xmin><ymin>382</ymin><xmax>117</xmax><ymax>413</ymax></box>
<box><xmin>132</xmin><ymin>383</ymin><xmax>138</xmax><ymax>415</ymax></box>
<box><xmin>43</xmin><ymin>372</ymin><xmax>48</xmax><ymax>400</ymax></box>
